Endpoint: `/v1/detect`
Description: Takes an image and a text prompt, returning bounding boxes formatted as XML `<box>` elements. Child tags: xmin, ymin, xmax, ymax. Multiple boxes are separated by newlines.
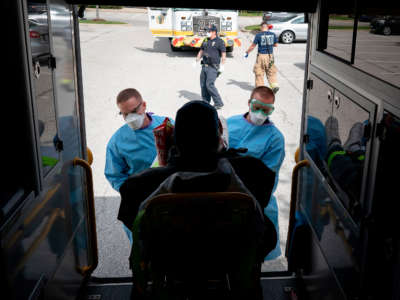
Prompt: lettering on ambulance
<box><xmin>261</xmin><ymin>34</ymin><xmax>275</xmax><ymax>46</ymax></box>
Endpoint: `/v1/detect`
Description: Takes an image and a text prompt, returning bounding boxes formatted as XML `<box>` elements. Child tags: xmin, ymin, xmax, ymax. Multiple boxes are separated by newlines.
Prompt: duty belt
<box><xmin>202</xmin><ymin>63</ymin><xmax>219</xmax><ymax>69</ymax></box>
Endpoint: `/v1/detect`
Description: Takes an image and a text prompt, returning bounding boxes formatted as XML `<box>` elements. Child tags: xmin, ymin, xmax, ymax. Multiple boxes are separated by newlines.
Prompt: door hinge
<box><xmin>53</xmin><ymin>134</ymin><xmax>64</xmax><ymax>152</ymax></box>
<box><xmin>303</xmin><ymin>134</ymin><xmax>310</xmax><ymax>144</ymax></box>
<box><xmin>306</xmin><ymin>79</ymin><xmax>313</xmax><ymax>90</ymax></box>
<box><xmin>49</xmin><ymin>55</ymin><xmax>56</xmax><ymax>69</ymax></box>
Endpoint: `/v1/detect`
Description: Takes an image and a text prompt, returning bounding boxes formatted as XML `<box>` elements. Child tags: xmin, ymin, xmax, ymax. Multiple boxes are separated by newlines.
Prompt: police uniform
<box><xmin>200</xmin><ymin>29</ymin><xmax>226</xmax><ymax>108</ymax></box>
<box><xmin>253</xmin><ymin>30</ymin><xmax>279</xmax><ymax>91</ymax></box>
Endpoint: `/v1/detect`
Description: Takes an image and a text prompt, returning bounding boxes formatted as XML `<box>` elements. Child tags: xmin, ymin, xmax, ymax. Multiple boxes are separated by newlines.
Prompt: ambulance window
<box><xmin>353</xmin><ymin>10</ymin><xmax>400</xmax><ymax>88</ymax></box>
<box><xmin>318</xmin><ymin>1</ymin><xmax>356</xmax><ymax>63</ymax></box>
<box><xmin>28</xmin><ymin>0</ymin><xmax>60</xmax><ymax>176</ymax></box>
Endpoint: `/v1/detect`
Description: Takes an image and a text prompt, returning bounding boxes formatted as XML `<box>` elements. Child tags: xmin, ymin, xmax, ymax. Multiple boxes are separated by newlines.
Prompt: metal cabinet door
<box><xmin>330</xmin><ymin>89</ymin><xmax>375</xmax><ymax>217</ymax></box>
<box><xmin>304</xmin><ymin>74</ymin><xmax>334</xmax><ymax>170</ymax></box>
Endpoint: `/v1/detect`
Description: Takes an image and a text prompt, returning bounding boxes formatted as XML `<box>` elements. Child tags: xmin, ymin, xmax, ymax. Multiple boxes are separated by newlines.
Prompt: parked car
<box><xmin>267</xmin><ymin>14</ymin><xmax>308</xmax><ymax>44</ymax></box>
<box><xmin>262</xmin><ymin>11</ymin><xmax>298</xmax><ymax>23</ymax></box>
<box><xmin>370</xmin><ymin>16</ymin><xmax>400</xmax><ymax>36</ymax></box>
<box><xmin>359</xmin><ymin>15</ymin><xmax>375</xmax><ymax>22</ymax></box>
<box><xmin>28</xmin><ymin>2</ymin><xmax>47</xmax><ymax>14</ymax></box>
<box><xmin>28</xmin><ymin>18</ymin><xmax>50</xmax><ymax>58</ymax></box>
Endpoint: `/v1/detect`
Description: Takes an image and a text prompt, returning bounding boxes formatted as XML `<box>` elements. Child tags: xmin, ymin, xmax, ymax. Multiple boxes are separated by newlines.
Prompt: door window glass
<box><xmin>354</xmin><ymin>12</ymin><xmax>400</xmax><ymax>88</ymax></box>
<box><xmin>28</xmin><ymin>0</ymin><xmax>59</xmax><ymax>176</ymax></box>
<box><xmin>318</xmin><ymin>1</ymin><xmax>356</xmax><ymax>62</ymax></box>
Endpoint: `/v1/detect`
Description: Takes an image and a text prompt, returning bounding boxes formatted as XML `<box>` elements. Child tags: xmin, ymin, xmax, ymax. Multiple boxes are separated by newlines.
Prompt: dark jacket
<box><xmin>118</xmin><ymin>149</ymin><xmax>275</xmax><ymax>229</ymax></box>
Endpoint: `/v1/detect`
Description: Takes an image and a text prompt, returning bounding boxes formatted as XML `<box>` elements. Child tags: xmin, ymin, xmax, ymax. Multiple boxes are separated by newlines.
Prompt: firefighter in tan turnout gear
<box><xmin>245</xmin><ymin>22</ymin><xmax>279</xmax><ymax>93</ymax></box>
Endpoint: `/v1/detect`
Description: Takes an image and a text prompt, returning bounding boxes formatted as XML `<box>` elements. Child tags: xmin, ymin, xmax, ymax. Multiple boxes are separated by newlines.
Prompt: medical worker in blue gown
<box><xmin>105</xmin><ymin>88</ymin><xmax>169</xmax><ymax>243</ymax></box>
<box><xmin>227</xmin><ymin>86</ymin><xmax>285</xmax><ymax>260</ymax></box>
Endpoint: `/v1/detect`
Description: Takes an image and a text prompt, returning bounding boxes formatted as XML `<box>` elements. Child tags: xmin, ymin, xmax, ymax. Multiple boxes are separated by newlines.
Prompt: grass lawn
<box><xmin>239</xmin><ymin>11</ymin><xmax>263</xmax><ymax>17</ymax></box>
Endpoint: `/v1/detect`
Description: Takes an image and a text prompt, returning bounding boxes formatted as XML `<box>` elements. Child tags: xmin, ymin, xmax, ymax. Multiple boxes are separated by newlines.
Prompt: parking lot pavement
<box><xmin>80</xmin><ymin>10</ymin><xmax>306</xmax><ymax>277</ymax></box>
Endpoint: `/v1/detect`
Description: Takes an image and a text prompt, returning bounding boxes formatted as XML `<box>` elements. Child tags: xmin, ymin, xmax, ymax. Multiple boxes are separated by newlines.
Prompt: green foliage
<box><xmin>87</xmin><ymin>5</ymin><xmax>123</xmax><ymax>9</ymax></box>
<box><xmin>239</xmin><ymin>11</ymin><xmax>263</xmax><ymax>17</ymax></box>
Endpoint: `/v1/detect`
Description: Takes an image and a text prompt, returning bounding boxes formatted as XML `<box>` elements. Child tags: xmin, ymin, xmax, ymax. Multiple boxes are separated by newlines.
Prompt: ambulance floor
<box><xmin>80</xmin><ymin>275</ymin><xmax>297</xmax><ymax>300</ymax></box>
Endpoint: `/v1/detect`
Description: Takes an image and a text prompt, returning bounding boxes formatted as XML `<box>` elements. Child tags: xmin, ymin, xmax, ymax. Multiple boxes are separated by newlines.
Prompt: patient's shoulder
<box><xmin>120</xmin><ymin>165</ymin><xmax>176</xmax><ymax>192</ymax></box>
<box><xmin>228</xmin><ymin>155</ymin><xmax>275</xmax><ymax>177</ymax></box>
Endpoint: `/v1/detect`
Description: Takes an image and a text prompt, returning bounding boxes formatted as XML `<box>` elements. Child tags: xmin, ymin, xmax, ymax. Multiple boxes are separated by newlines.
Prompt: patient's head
<box><xmin>174</xmin><ymin>100</ymin><xmax>220</xmax><ymax>158</ymax></box>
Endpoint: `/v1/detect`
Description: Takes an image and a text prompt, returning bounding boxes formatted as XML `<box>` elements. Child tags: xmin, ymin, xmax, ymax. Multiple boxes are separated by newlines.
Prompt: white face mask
<box><xmin>125</xmin><ymin>113</ymin><xmax>145</xmax><ymax>130</ymax></box>
<box><xmin>206</xmin><ymin>32</ymin><xmax>212</xmax><ymax>38</ymax></box>
<box><xmin>249</xmin><ymin>110</ymin><xmax>268</xmax><ymax>126</ymax></box>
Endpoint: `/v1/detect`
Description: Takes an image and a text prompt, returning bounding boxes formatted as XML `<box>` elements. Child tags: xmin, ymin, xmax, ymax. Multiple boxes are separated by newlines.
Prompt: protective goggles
<box><xmin>250</xmin><ymin>99</ymin><xmax>274</xmax><ymax>116</ymax></box>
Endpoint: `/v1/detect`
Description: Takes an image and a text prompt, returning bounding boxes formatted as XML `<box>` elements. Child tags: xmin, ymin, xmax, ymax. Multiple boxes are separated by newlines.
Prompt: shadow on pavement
<box><xmin>177</xmin><ymin>90</ymin><xmax>202</xmax><ymax>102</ymax></box>
<box><xmin>135</xmin><ymin>38</ymin><xmax>200</xmax><ymax>57</ymax></box>
<box><xmin>226</xmin><ymin>79</ymin><xmax>254</xmax><ymax>92</ymax></box>
<box><xmin>294</xmin><ymin>62</ymin><xmax>305</xmax><ymax>70</ymax></box>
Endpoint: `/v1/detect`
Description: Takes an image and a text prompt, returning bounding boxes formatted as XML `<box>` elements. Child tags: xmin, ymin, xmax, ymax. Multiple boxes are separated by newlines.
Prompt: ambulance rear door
<box><xmin>148</xmin><ymin>7</ymin><xmax>173</xmax><ymax>37</ymax></box>
<box><xmin>220</xmin><ymin>10</ymin><xmax>239</xmax><ymax>37</ymax></box>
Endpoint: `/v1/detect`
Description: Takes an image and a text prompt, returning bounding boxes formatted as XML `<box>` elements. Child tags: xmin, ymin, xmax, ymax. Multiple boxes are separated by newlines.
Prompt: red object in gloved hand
<box><xmin>153</xmin><ymin>117</ymin><xmax>174</xmax><ymax>166</ymax></box>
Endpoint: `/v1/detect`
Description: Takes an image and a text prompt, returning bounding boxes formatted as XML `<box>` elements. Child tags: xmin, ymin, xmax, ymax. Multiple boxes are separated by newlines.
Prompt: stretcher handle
<box><xmin>285</xmin><ymin>159</ymin><xmax>309</xmax><ymax>258</ymax></box>
<box><xmin>73</xmin><ymin>157</ymin><xmax>98</xmax><ymax>276</ymax></box>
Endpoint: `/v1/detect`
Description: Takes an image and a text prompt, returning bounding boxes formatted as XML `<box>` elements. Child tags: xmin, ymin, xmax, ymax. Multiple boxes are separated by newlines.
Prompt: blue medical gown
<box><xmin>105</xmin><ymin>114</ymin><xmax>168</xmax><ymax>192</ymax></box>
<box><xmin>227</xmin><ymin>114</ymin><xmax>285</xmax><ymax>260</ymax></box>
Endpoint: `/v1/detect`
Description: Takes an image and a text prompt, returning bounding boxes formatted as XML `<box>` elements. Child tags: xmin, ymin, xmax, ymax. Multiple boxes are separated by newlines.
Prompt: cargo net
<box><xmin>193</xmin><ymin>16</ymin><xmax>220</xmax><ymax>36</ymax></box>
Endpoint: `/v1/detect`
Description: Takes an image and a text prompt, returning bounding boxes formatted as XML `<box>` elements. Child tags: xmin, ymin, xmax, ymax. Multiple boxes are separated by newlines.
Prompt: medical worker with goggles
<box><xmin>227</xmin><ymin>86</ymin><xmax>285</xmax><ymax>260</ymax></box>
<box><xmin>105</xmin><ymin>88</ymin><xmax>170</xmax><ymax>243</ymax></box>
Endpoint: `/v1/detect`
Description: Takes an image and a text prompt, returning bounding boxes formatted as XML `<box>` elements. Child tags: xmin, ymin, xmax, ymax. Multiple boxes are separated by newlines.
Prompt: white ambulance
<box><xmin>147</xmin><ymin>8</ymin><xmax>241</xmax><ymax>52</ymax></box>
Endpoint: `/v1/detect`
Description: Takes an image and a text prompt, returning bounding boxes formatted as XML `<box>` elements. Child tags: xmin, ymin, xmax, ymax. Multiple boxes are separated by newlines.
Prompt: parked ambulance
<box><xmin>148</xmin><ymin>8</ymin><xmax>241</xmax><ymax>52</ymax></box>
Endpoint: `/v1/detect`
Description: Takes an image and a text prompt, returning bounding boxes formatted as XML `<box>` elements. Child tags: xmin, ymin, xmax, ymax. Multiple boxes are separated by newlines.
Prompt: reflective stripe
<box><xmin>42</xmin><ymin>156</ymin><xmax>58</xmax><ymax>167</ymax></box>
<box><xmin>151</xmin><ymin>29</ymin><xmax>238</xmax><ymax>37</ymax></box>
<box><xmin>327</xmin><ymin>150</ymin><xmax>346</xmax><ymax>168</ymax></box>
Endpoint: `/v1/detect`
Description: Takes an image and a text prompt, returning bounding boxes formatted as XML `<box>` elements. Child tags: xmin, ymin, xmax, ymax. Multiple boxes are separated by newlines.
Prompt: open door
<box><xmin>0</xmin><ymin>1</ymin><xmax>97</xmax><ymax>299</ymax></box>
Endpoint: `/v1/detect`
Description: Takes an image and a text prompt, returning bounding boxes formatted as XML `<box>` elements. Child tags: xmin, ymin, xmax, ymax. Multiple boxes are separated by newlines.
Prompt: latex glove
<box><xmin>192</xmin><ymin>60</ymin><xmax>198</xmax><ymax>68</ymax></box>
<box><xmin>244</xmin><ymin>52</ymin><xmax>249</xmax><ymax>58</ymax></box>
<box><xmin>219</xmin><ymin>65</ymin><xmax>225</xmax><ymax>73</ymax></box>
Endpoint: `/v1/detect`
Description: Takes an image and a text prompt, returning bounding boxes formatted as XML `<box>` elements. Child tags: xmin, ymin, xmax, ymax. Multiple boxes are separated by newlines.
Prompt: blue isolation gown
<box><xmin>227</xmin><ymin>113</ymin><xmax>285</xmax><ymax>260</ymax></box>
<box><xmin>105</xmin><ymin>113</ymin><xmax>169</xmax><ymax>243</ymax></box>
<box><xmin>105</xmin><ymin>113</ymin><xmax>169</xmax><ymax>191</ymax></box>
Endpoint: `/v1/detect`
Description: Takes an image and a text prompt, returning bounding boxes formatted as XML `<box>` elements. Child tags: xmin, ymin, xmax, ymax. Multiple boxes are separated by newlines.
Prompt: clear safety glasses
<box><xmin>250</xmin><ymin>99</ymin><xmax>274</xmax><ymax>116</ymax></box>
<box><xmin>119</xmin><ymin>101</ymin><xmax>143</xmax><ymax>118</ymax></box>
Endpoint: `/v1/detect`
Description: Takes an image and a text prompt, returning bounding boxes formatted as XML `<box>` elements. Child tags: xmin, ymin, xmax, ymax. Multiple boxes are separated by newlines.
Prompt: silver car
<box><xmin>268</xmin><ymin>14</ymin><xmax>308</xmax><ymax>44</ymax></box>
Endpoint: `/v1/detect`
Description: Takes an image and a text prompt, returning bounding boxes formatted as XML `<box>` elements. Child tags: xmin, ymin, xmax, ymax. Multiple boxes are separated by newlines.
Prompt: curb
<box><xmin>86</xmin><ymin>7</ymin><xmax>147</xmax><ymax>13</ymax></box>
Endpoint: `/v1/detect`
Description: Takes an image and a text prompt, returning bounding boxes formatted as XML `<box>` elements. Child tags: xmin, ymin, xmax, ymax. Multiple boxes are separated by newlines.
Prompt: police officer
<box><xmin>195</xmin><ymin>25</ymin><xmax>226</xmax><ymax>110</ymax></box>
<box><xmin>245</xmin><ymin>22</ymin><xmax>279</xmax><ymax>94</ymax></box>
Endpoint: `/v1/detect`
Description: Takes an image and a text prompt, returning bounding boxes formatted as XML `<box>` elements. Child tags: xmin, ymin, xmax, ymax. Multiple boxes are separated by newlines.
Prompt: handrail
<box><xmin>86</xmin><ymin>147</ymin><xmax>93</xmax><ymax>166</ymax></box>
<box><xmin>285</xmin><ymin>159</ymin><xmax>309</xmax><ymax>258</ymax></box>
<box><xmin>73</xmin><ymin>157</ymin><xmax>98</xmax><ymax>276</ymax></box>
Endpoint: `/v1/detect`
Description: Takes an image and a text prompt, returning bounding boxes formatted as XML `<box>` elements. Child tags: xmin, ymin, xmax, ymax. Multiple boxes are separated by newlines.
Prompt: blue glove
<box><xmin>244</xmin><ymin>52</ymin><xmax>249</xmax><ymax>58</ymax></box>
